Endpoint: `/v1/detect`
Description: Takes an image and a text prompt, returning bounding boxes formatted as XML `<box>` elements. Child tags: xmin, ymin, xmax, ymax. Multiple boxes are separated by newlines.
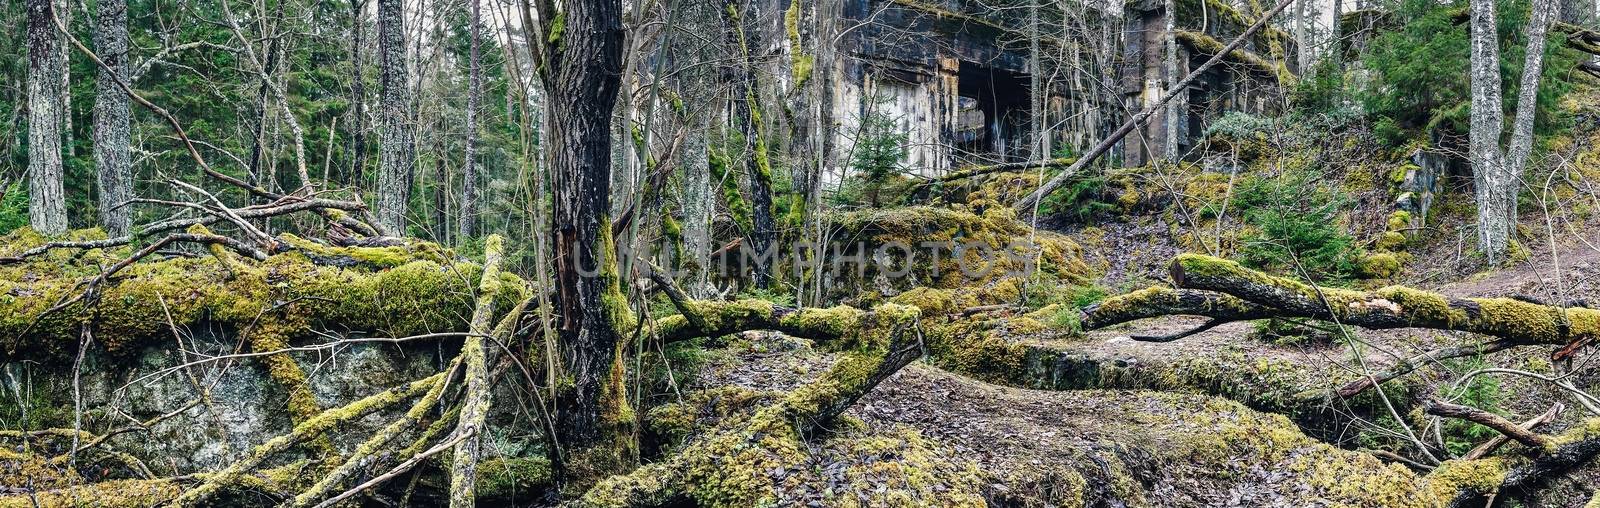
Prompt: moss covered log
<box><xmin>0</xmin><ymin>228</ymin><xmax>523</xmax><ymax>361</ymax></box>
<box><xmin>171</xmin><ymin>372</ymin><xmax>445</xmax><ymax>506</ymax></box>
<box><xmin>1081</xmin><ymin>286</ymin><xmax>1273</xmax><ymax>330</ymax></box>
<box><xmin>1164</xmin><ymin>253</ymin><xmax>1600</xmax><ymax>346</ymax></box>
<box><xmin>580</xmin><ymin>304</ymin><xmax>932</xmax><ymax>507</ymax></box>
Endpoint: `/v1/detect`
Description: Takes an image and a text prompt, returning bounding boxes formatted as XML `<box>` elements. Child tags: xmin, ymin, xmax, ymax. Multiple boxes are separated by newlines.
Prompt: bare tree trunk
<box><xmin>347</xmin><ymin>0</ymin><xmax>369</xmax><ymax>187</ymax></box>
<box><xmin>93</xmin><ymin>0</ymin><xmax>131</xmax><ymax>237</ymax></box>
<box><xmin>459</xmin><ymin>0</ymin><xmax>481</xmax><ymax>241</ymax></box>
<box><xmin>540</xmin><ymin>0</ymin><xmax>633</xmax><ymax>487</ymax></box>
<box><xmin>724</xmin><ymin>2</ymin><xmax>775</xmax><ymax>289</ymax></box>
<box><xmin>1330</xmin><ymin>0</ymin><xmax>1342</xmax><ymax>72</ymax></box>
<box><xmin>1468</xmin><ymin>0</ymin><xmax>1506</xmax><ymax>261</ymax></box>
<box><xmin>1162</xmin><ymin>0</ymin><xmax>1180</xmax><ymax>162</ymax></box>
<box><xmin>1472</xmin><ymin>0</ymin><xmax>1556</xmax><ymax>263</ymax></box>
<box><xmin>1506</xmin><ymin>0</ymin><xmax>1558</xmax><ymax>174</ymax></box>
<box><xmin>1294</xmin><ymin>0</ymin><xmax>1309</xmax><ymax>73</ymax></box>
<box><xmin>681</xmin><ymin>116</ymin><xmax>713</xmax><ymax>295</ymax></box>
<box><xmin>26</xmin><ymin>0</ymin><xmax>66</xmax><ymax>235</ymax></box>
<box><xmin>375</xmin><ymin>0</ymin><xmax>414</xmax><ymax>235</ymax></box>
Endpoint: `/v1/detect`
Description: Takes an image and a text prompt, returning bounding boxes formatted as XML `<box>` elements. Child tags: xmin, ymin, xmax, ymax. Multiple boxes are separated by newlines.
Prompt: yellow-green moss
<box><xmin>1358</xmin><ymin>252</ymin><xmax>1402</xmax><ymax>279</ymax></box>
<box><xmin>1420</xmin><ymin>458</ymin><xmax>1507</xmax><ymax>502</ymax></box>
<box><xmin>0</xmin><ymin>478</ymin><xmax>182</xmax><ymax>507</ymax></box>
<box><xmin>2</xmin><ymin>241</ymin><xmax>521</xmax><ymax>361</ymax></box>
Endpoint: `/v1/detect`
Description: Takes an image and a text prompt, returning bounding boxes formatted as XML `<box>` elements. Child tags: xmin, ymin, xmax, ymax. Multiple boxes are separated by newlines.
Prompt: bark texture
<box><xmin>376</xmin><ymin>0</ymin><xmax>415</xmax><ymax>235</ymax></box>
<box><xmin>347</xmin><ymin>0</ymin><xmax>369</xmax><ymax>186</ymax></box>
<box><xmin>1469</xmin><ymin>0</ymin><xmax>1556</xmax><ymax>262</ymax></box>
<box><xmin>27</xmin><ymin>0</ymin><xmax>67</xmax><ymax>235</ymax></box>
<box><xmin>540</xmin><ymin>0</ymin><xmax>632</xmax><ymax>486</ymax></box>
<box><xmin>459</xmin><ymin>0</ymin><xmax>482</xmax><ymax>241</ymax></box>
<box><xmin>94</xmin><ymin>0</ymin><xmax>132</xmax><ymax>237</ymax></box>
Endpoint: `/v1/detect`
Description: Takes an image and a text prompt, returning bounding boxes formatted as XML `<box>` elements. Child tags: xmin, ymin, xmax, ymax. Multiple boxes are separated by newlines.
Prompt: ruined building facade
<box><xmin>825</xmin><ymin>0</ymin><xmax>1297</xmax><ymax>176</ymax></box>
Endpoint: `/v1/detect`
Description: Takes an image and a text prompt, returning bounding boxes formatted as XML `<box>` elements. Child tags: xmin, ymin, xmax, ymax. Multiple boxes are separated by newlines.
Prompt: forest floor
<box><xmin>657</xmin><ymin>206</ymin><xmax>1600</xmax><ymax>506</ymax></box>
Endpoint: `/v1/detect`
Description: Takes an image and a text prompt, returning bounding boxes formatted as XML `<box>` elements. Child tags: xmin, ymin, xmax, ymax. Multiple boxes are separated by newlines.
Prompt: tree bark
<box><xmin>347</xmin><ymin>0</ymin><xmax>369</xmax><ymax>187</ymax></box>
<box><xmin>449</xmin><ymin>235</ymin><xmax>506</xmax><ymax>506</ymax></box>
<box><xmin>93</xmin><ymin>0</ymin><xmax>131</xmax><ymax>237</ymax></box>
<box><xmin>1162</xmin><ymin>0</ymin><xmax>1180</xmax><ymax>162</ymax></box>
<box><xmin>376</xmin><ymin>0</ymin><xmax>415</xmax><ymax>235</ymax></box>
<box><xmin>1294</xmin><ymin>0</ymin><xmax>1310</xmax><ymax>73</ymax></box>
<box><xmin>1469</xmin><ymin>0</ymin><xmax>1557</xmax><ymax>263</ymax></box>
<box><xmin>458</xmin><ymin>0</ymin><xmax>482</xmax><ymax>241</ymax></box>
<box><xmin>1469</xmin><ymin>0</ymin><xmax>1510</xmax><ymax>263</ymax></box>
<box><xmin>1505</xmin><ymin>0</ymin><xmax>1557</xmax><ymax>180</ymax></box>
<box><xmin>724</xmin><ymin>3</ymin><xmax>776</xmax><ymax>289</ymax></box>
<box><xmin>539</xmin><ymin>0</ymin><xmax>632</xmax><ymax>487</ymax></box>
<box><xmin>1085</xmin><ymin>253</ymin><xmax>1600</xmax><ymax>349</ymax></box>
<box><xmin>27</xmin><ymin>0</ymin><xmax>66</xmax><ymax>235</ymax></box>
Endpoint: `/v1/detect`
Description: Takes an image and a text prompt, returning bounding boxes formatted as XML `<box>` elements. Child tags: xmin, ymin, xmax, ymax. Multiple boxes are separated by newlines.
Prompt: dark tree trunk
<box><xmin>458</xmin><ymin>0</ymin><xmax>481</xmax><ymax>241</ymax></box>
<box><xmin>347</xmin><ymin>0</ymin><xmax>369</xmax><ymax>187</ymax></box>
<box><xmin>93</xmin><ymin>0</ymin><xmax>131</xmax><ymax>237</ymax></box>
<box><xmin>246</xmin><ymin>1</ymin><xmax>285</xmax><ymax>200</ymax></box>
<box><xmin>375</xmin><ymin>0</ymin><xmax>414</xmax><ymax>235</ymax></box>
<box><xmin>26</xmin><ymin>0</ymin><xmax>66</xmax><ymax>235</ymax></box>
<box><xmin>433</xmin><ymin>126</ymin><xmax>449</xmax><ymax>245</ymax></box>
<box><xmin>542</xmin><ymin>0</ymin><xmax>632</xmax><ymax>487</ymax></box>
<box><xmin>723</xmin><ymin>2</ymin><xmax>775</xmax><ymax>289</ymax></box>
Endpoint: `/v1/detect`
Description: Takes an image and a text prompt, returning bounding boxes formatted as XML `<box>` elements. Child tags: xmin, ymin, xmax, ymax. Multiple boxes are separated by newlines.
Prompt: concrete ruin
<box><xmin>825</xmin><ymin>0</ymin><xmax>1297</xmax><ymax>175</ymax></box>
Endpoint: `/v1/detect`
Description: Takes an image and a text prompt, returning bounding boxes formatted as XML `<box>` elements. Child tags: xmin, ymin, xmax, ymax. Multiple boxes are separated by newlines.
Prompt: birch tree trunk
<box><xmin>459</xmin><ymin>0</ymin><xmax>481</xmax><ymax>241</ymax></box>
<box><xmin>1505</xmin><ymin>0</ymin><xmax>1557</xmax><ymax>173</ymax></box>
<box><xmin>1470</xmin><ymin>0</ymin><xmax>1556</xmax><ymax>263</ymax></box>
<box><xmin>26</xmin><ymin>0</ymin><xmax>66</xmax><ymax>235</ymax></box>
<box><xmin>93</xmin><ymin>0</ymin><xmax>131</xmax><ymax>237</ymax></box>
<box><xmin>1295</xmin><ymin>0</ymin><xmax>1310</xmax><ymax>72</ymax></box>
<box><xmin>1469</xmin><ymin>0</ymin><xmax>1510</xmax><ymax>262</ymax></box>
<box><xmin>375</xmin><ymin>0</ymin><xmax>415</xmax><ymax>235</ymax></box>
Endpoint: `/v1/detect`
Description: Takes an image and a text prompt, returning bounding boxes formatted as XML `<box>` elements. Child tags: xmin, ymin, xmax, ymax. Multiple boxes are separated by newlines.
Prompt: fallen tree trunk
<box><xmin>1085</xmin><ymin>254</ymin><xmax>1598</xmax><ymax>349</ymax></box>
<box><xmin>579</xmin><ymin>303</ymin><xmax>925</xmax><ymax>507</ymax></box>
<box><xmin>1447</xmin><ymin>422</ymin><xmax>1600</xmax><ymax>508</ymax></box>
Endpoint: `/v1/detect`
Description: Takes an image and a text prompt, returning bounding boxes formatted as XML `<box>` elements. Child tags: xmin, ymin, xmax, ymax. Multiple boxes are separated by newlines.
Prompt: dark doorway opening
<box><xmin>955</xmin><ymin>62</ymin><xmax>1032</xmax><ymax>164</ymax></box>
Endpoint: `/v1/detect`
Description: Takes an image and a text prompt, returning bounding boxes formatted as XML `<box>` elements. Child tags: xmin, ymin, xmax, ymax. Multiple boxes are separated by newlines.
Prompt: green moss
<box><xmin>1420</xmin><ymin>458</ymin><xmax>1507</xmax><ymax>501</ymax></box>
<box><xmin>1358</xmin><ymin>252</ymin><xmax>1402</xmax><ymax>279</ymax></box>
<box><xmin>277</xmin><ymin>233</ymin><xmax>452</xmax><ymax>268</ymax></box>
<box><xmin>0</xmin><ymin>478</ymin><xmax>182</xmax><ymax>507</ymax></box>
<box><xmin>1387</xmin><ymin>210</ymin><xmax>1412</xmax><ymax>231</ymax></box>
<box><xmin>477</xmin><ymin>457</ymin><xmax>553</xmax><ymax>498</ymax></box>
<box><xmin>1376</xmin><ymin>231</ymin><xmax>1408</xmax><ymax>251</ymax></box>
<box><xmin>0</xmin><ymin>237</ymin><xmax>520</xmax><ymax>364</ymax></box>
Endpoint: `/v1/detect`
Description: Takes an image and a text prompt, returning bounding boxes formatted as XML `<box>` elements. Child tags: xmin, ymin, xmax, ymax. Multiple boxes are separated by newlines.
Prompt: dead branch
<box><xmin>170</xmin><ymin>372</ymin><xmax>446</xmax><ymax>506</ymax></box>
<box><xmin>450</xmin><ymin>235</ymin><xmax>513</xmax><ymax>506</ymax></box>
<box><xmin>1447</xmin><ymin>422</ymin><xmax>1600</xmax><ymax>508</ymax></box>
<box><xmin>1164</xmin><ymin>254</ymin><xmax>1599</xmax><ymax>347</ymax></box>
<box><xmin>1463</xmin><ymin>403</ymin><xmax>1564</xmax><ymax>460</ymax></box>
<box><xmin>1081</xmin><ymin>286</ymin><xmax>1274</xmax><ymax>330</ymax></box>
<box><xmin>1130</xmin><ymin>318</ymin><xmax>1229</xmax><ymax>342</ymax></box>
<box><xmin>1337</xmin><ymin>340</ymin><xmax>1520</xmax><ymax>398</ymax></box>
<box><xmin>1425</xmin><ymin>396</ymin><xmax>1552</xmax><ymax>450</ymax></box>
<box><xmin>582</xmin><ymin>304</ymin><xmax>925</xmax><ymax>506</ymax></box>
